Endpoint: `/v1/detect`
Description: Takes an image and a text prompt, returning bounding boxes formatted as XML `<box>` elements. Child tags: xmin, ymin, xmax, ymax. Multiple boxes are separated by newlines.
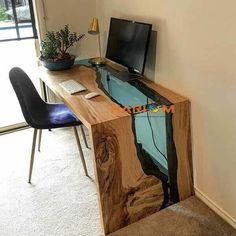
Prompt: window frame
<box><xmin>0</xmin><ymin>0</ymin><xmax>38</xmax><ymax>42</ymax></box>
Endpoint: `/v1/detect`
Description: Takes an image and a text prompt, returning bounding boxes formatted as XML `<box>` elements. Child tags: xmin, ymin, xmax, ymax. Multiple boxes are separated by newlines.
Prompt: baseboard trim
<box><xmin>195</xmin><ymin>187</ymin><xmax>236</xmax><ymax>229</ymax></box>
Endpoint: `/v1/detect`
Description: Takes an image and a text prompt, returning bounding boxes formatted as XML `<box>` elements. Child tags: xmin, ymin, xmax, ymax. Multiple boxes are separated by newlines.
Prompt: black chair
<box><xmin>9</xmin><ymin>67</ymin><xmax>89</xmax><ymax>183</ymax></box>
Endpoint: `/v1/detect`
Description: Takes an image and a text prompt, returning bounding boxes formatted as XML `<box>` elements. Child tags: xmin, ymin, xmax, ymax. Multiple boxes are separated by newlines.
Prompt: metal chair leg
<box><xmin>38</xmin><ymin>129</ymin><xmax>42</xmax><ymax>151</ymax></box>
<box><xmin>80</xmin><ymin>125</ymin><xmax>90</xmax><ymax>149</ymax></box>
<box><xmin>73</xmin><ymin>126</ymin><xmax>88</xmax><ymax>176</ymax></box>
<box><xmin>28</xmin><ymin>128</ymin><xmax>38</xmax><ymax>184</ymax></box>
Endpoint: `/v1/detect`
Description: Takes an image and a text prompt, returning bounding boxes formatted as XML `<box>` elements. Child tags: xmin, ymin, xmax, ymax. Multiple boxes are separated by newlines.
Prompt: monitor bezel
<box><xmin>105</xmin><ymin>17</ymin><xmax>152</xmax><ymax>75</ymax></box>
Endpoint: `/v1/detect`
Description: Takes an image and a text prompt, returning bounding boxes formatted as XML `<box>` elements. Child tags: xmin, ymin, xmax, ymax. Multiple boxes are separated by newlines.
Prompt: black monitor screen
<box><xmin>106</xmin><ymin>18</ymin><xmax>152</xmax><ymax>74</ymax></box>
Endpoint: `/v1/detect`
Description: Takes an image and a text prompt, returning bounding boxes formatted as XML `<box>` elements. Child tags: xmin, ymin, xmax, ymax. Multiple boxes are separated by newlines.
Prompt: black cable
<box><xmin>146</xmin><ymin>97</ymin><xmax>168</xmax><ymax>161</ymax></box>
<box><xmin>106</xmin><ymin>73</ymin><xmax>111</xmax><ymax>95</ymax></box>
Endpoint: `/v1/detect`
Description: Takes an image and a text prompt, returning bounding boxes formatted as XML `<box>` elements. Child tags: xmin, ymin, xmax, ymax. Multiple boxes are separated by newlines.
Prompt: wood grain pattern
<box><xmin>172</xmin><ymin>101</ymin><xmax>194</xmax><ymax>200</ymax></box>
<box><xmin>39</xmin><ymin>64</ymin><xmax>193</xmax><ymax>234</ymax></box>
<box><xmin>91</xmin><ymin>117</ymin><xmax>164</xmax><ymax>234</ymax></box>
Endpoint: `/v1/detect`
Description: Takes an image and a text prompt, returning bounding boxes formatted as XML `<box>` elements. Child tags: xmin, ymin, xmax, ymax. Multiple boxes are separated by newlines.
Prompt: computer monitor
<box><xmin>106</xmin><ymin>17</ymin><xmax>152</xmax><ymax>75</ymax></box>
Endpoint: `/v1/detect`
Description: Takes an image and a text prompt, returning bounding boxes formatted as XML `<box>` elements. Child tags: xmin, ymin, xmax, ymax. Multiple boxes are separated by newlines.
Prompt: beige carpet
<box><xmin>0</xmin><ymin>128</ymin><xmax>103</xmax><ymax>236</ymax></box>
<box><xmin>0</xmin><ymin>128</ymin><xmax>235</xmax><ymax>236</ymax></box>
<box><xmin>109</xmin><ymin>196</ymin><xmax>236</xmax><ymax>236</ymax></box>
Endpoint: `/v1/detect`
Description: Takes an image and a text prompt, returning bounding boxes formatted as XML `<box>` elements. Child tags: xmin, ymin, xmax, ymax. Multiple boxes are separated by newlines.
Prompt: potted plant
<box><xmin>39</xmin><ymin>25</ymin><xmax>85</xmax><ymax>71</ymax></box>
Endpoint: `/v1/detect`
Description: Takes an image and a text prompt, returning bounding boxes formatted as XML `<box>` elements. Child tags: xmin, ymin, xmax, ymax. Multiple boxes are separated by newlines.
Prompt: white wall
<box><xmin>34</xmin><ymin>0</ymin><xmax>97</xmax><ymax>59</ymax></box>
<box><xmin>96</xmin><ymin>0</ymin><xmax>236</xmax><ymax>225</ymax></box>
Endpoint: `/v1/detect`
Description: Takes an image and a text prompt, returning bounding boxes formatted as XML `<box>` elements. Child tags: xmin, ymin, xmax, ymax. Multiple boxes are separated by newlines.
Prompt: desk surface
<box><xmin>39</xmin><ymin>64</ymin><xmax>187</xmax><ymax>128</ymax></box>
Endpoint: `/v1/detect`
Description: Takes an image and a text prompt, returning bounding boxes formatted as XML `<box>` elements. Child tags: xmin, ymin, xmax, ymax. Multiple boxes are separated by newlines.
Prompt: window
<box><xmin>0</xmin><ymin>0</ymin><xmax>37</xmax><ymax>41</ymax></box>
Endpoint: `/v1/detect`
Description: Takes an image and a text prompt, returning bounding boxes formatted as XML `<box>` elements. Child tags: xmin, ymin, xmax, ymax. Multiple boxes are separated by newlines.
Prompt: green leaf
<box><xmin>40</xmin><ymin>25</ymin><xmax>85</xmax><ymax>61</ymax></box>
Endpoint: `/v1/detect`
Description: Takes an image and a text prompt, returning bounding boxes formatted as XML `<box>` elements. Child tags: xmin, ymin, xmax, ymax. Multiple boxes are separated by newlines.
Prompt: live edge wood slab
<box><xmin>39</xmin><ymin>64</ymin><xmax>193</xmax><ymax>235</ymax></box>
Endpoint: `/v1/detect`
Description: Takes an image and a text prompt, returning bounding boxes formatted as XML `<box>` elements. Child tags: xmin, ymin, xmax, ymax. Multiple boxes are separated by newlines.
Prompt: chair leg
<box><xmin>73</xmin><ymin>127</ymin><xmax>88</xmax><ymax>176</ymax></box>
<box><xmin>38</xmin><ymin>129</ymin><xmax>42</xmax><ymax>152</ymax></box>
<box><xmin>80</xmin><ymin>125</ymin><xmax>90</xmax><ymax>149</ymax></box>
<box><xmin>28</xmin><ymin>128</ymin><xmax>38</xmax><ymax>184</ymax></box>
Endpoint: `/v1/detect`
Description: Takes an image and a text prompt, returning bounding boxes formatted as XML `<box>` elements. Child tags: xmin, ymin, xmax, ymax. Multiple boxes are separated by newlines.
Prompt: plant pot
<box><xmin>41</xmin><ymin>55</ymin><xmax>75</xmax><ymax>71</ymax></box>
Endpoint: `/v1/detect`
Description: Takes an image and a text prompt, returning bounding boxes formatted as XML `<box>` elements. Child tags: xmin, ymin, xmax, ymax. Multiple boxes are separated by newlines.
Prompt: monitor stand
<box><xmin>105</xmin><ymin>66</ymin><xmax>143</xmax><ymax>82</ymax></box>
<box><xmin>116</xmin><ymin>70</ymin><xmax>143</xmax><ymax>81</ymax></box>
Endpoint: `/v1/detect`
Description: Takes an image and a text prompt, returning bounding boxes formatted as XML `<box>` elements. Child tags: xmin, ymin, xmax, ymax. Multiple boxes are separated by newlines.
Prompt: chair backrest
<box><xmin>9</xmin><ymin>67</ymin><xmax>45</xmax><ymax>127</ymax></box>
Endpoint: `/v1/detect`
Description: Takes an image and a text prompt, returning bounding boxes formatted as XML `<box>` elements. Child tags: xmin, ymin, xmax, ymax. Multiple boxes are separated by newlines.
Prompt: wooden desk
<box><xmin>39</xmin><ymin>64</ymin><xmax>193</xmax><ymax>235</ymax></box>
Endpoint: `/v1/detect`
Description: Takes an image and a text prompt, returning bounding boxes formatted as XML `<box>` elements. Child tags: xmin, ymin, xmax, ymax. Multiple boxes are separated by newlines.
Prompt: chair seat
<box><xmin>33</xmin><ymin>103</ymin><xmax>82</xmax><ymax>129</ymax></box>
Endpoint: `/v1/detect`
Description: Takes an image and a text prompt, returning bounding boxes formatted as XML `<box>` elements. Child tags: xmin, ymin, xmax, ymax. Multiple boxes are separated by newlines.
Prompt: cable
<box><xmin>146</xmin><ymin>97</ymin><xmax>168</xmax><ymax>161</ymax></box>
<box><xmin>106</xmin><ymin>73</ymin><xmax>111</xmax><ymax>95</ymax></box>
